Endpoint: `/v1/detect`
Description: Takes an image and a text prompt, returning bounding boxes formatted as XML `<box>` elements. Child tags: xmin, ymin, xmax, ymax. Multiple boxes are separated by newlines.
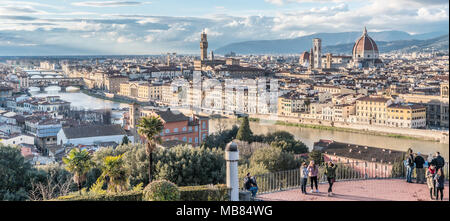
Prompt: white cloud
<box><xmin>72</xmin><ymin>1</ymin><xmax>151</xmax><ymax>7</ymax></box>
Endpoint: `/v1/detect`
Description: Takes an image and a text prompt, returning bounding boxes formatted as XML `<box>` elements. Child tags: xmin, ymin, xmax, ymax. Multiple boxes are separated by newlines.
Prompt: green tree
<box><xmin>137</xmin><ymin>116</ymin><xmax>164</xmax><ymax>183</ymax></box>
<box><xmin>0</xmin><ymin>144</ymin><xmax>34</xmax><ymax>200</ymax></box>
<box><xmin>236</xmin><ymin>116</ymin><xmax>253</xmax><ymax>142</ymax></box>
<box><xmin>308</xmin><ymin>150</ymin><xmax>324</xmax><ymax>165</ymax></box>
<box><xmin>153</xmin><ymin>145</ymin><xmax>226</xmax><ymax>186</ymax></box>
<box><xmin>99</xmin><ymin>154</ymin><xmax>128</xmax><ymax>193</ymax></box>
<box><xmin>202</xmin><ymin>125</ymin><xmax>239</xmax><ymax>149</ymax></box>
<box><xmin>121</xmin><ymin>136</ymin><xmax>130</xmax><ymax>145</ymax></box>
<box><xmin>249</xmin><ymin>146</ymin><xmax>300</xmax><ymax>172</ymax></box>
<box><xmin>62</xmin><ymin>148</ymin><xmax>94</xmax><ymax>195</ymax></box>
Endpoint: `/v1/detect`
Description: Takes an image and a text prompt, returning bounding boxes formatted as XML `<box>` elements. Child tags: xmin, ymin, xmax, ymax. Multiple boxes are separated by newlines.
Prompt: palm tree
<box><xmin>100</xmin><ymin>154</ymin><xmax>128</xmax><ymax>193</ymax></box>
<box><xmin>62</xmin><ymin>148</ymin><xmax>93</xmax><ymax>195</ymax></box>
<box><xmin>137</xmin><ymin>116</ymin><xmax>164</xmax><ymax>183</ymax></box>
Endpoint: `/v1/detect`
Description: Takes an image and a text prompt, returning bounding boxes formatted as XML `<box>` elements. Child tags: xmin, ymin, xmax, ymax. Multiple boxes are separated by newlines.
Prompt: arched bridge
<box><xmin>27</xmin><ymin>77</ymin><xmax>84</xmax><ymax>91</ymax></box>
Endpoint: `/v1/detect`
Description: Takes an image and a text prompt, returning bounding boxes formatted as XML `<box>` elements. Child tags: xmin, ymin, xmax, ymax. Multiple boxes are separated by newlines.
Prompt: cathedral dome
<box><xmin>352</xmin><ymin>27</ymin><xmax>379</xmax><ymax>60</ymax></box>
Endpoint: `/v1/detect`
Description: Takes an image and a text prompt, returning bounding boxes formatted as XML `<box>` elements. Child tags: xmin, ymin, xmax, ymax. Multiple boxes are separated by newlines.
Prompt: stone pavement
<box><xmin>256</xmin><ymin>179</ymin><xmax>449</xmax><ymax>201</ymax></box>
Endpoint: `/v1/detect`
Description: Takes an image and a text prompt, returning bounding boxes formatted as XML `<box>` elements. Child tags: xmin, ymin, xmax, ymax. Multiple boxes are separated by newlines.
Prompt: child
<box><xmin>425</xmin><ymin>164</ymin><xmax>436</xmax><ymax>200</ymax></box>
<box><xmin>434</xmin><ymin>168</ymin><xmax>445</xmax><ymax>201</ymax></box>
<box><xmin>300</xmin><ymin>162</ymin><xmax>309</xmax><ymax>195</ymax></box>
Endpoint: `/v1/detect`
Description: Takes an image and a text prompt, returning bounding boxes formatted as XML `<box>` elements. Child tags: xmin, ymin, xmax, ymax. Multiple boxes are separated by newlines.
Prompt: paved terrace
<box><xmin>256</xmin><ymin>179</ymin><xmax>449</xmax><ymax>201</ymax></box>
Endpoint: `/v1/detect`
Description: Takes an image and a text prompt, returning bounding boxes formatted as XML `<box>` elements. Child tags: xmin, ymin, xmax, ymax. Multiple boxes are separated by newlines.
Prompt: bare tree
<box><xmin>29</xmin><ymin>170</ymin><xmax>73</xmax><ymax>201</ymax></box>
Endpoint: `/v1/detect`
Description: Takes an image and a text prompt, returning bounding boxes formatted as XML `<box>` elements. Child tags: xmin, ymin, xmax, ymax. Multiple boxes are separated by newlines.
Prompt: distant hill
<box><xmin>324</xmin><ymin>34</ymin><xmax>449</xmax><ymax>54</ymax></box>
<box><xmin>215</xmin><ymin>31</ymin><xmax>448</xmax><ymax>55</ymax></box>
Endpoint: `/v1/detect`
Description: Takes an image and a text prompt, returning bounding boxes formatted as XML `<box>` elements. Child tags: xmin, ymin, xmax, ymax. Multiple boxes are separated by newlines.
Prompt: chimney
<box><xmin>349</xmin><ymin>149</ymin><xmax>352</xmax><ymax>153</ymax></box>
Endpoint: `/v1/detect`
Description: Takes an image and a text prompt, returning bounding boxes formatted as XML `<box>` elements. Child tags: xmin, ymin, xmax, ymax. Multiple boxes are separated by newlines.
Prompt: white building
<box><xmin>57</xmin><ymin>124</ymin><xmax>134</xmax><ymax>146</ymax></box>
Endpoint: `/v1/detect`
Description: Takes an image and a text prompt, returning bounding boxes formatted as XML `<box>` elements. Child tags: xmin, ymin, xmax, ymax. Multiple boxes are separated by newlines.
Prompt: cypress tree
<box><xmin>236</xmin><ymin>116</ymin><xmax>253</xmax><ymax>142</ymax></box>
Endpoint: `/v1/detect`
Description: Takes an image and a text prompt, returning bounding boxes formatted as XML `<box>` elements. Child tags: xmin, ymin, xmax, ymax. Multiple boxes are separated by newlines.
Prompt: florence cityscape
<box><xmin>0</xmin><ymin>0</ymin><xmax>449</xmax><ymax>205</ymax></box>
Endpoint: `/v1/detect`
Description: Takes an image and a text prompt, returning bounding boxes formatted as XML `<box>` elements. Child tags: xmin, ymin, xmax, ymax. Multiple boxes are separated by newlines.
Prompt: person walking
<box><xmin>307</xmin><ymin>160</ymin><xmax>319</xmax><ymax>193</ymax></box>
<box><xmin>434</xmin><ymin>168</ymin><xmax>445</xmax><ymax>201</ymax></box>
<box><xmin>300</xmin><ymin>162</ymin><xmax>309</xmax><ymax>195</ymax></box>
<box><xmin>324</xmin><ymin>161</ymin><xmax>338</xmax><ymax>197</ymax></box>
<box><xmin>426</xmin><ymin>164</ymin><xmax>437</xmax><ymax>200</ymax></box>
<box><xmin>414</xmin><ymin>152</ymin><xmax>425</xmax><ymax>184</ymax></box>
<box><xmin>406</xmin><ymin>149</ymin><xmax>415</xmax><ymax>183</ymax></box>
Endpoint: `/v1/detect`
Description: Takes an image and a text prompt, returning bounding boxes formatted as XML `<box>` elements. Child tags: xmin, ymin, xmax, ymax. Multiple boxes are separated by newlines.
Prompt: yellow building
<box><xmin>105</xmin><ymin>75</ymin><xmax>128</xmax><ymax>93</ymax></box>
<box><xmin>387</xmin><ymin>104</ymin><xmax>426</xmax><ymax>128</ymax></box>
<box><xmin>277</xmin><ymin>92</ymin><xmax>308</xmax><ymax>117</ymax></box>
<box><xmin>119</xmin><ymin>82</ymin><xmax>162</xmax><ymax>102</ymax></box>
<box><xmin>355</xmin><ymin>96</ymin><xmax>392</xmax><ymax>125</ymax></box>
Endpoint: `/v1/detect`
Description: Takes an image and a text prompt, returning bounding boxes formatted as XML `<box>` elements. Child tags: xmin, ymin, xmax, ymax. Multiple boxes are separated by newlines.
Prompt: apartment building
<box><xmin>386</xmin><ymin>103</ymin><xmax>426</xmax><ymax>128</ymax></box>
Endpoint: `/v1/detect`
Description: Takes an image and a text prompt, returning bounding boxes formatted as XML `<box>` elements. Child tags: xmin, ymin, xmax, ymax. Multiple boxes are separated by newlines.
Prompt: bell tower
<box><xmin>200</xmin><ymin>30</ymin><xmax>208</xmax><ymax>61</ymax></box>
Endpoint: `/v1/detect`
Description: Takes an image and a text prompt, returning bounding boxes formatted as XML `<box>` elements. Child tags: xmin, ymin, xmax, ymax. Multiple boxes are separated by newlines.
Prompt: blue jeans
<box><xmin>249</xmin><ymin>186</ymin><xmax>258</xmax><ymax>197</ymax></box>
<box><xmin>406</xmin><ymin>166</ymin><xmax>414</xmax><ymax>182</ymax></box>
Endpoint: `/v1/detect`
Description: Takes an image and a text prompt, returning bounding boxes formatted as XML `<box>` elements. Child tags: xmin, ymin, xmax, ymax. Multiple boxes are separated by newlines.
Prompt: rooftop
<box><xmin>62</xmin><ymin>124</ymin><xmax>127</xmax><ymax>139</ymax></box>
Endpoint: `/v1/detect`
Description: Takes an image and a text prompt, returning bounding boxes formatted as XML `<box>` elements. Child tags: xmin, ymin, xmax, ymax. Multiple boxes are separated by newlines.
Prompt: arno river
<box><xmin>29</xmin><ymin>87</ymin><xmax>449</xmax><ymax>159</ymax></box>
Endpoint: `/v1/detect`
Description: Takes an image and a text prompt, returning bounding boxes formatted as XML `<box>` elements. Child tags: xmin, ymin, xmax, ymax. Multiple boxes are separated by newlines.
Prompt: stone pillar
<box><xmin>225</xmin><ymin>141</ymin><xmax>239</xmax><ymax>201</ymax></box>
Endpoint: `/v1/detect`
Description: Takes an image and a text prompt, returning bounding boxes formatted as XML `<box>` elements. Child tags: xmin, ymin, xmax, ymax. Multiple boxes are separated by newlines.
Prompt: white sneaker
<box><xmin>310</xmin><ymin>190</ymin><xmax>314</xmax><ymax>193</ymax></box>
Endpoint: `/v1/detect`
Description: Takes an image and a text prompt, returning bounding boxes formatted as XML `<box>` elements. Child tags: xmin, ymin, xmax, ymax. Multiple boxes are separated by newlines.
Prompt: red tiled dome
<box><xmin>352</xmin><ymin>27</ymin><xmax>379</xmax><ymax>59</ymax></box>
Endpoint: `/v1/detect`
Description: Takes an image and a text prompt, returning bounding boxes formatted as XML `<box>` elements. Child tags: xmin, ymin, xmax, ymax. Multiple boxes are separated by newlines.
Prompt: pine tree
<box><xmin>236</xmin><ymin>116</ymin><xmax>253</xmax><ymax>142</ymax></box>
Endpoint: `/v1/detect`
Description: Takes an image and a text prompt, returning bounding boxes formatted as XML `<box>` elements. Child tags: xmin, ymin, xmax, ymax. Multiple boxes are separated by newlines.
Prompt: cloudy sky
<box><xmin>0</xmin><ymin>0</ymin><xmax>448</xmax><ymax>55</ymax></box>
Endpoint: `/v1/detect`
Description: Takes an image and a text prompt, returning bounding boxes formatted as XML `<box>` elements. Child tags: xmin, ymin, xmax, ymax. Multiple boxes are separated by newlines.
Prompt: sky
<box><xmin>0</xmin><ymin>0</ymin><xmax>448</xmax><ymax>55</ymax></box>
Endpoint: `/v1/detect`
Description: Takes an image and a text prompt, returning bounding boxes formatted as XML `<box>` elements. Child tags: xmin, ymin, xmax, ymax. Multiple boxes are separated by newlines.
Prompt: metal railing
<box><xmin>240</xmin><ymin>162</ymin><xmax>449</xmax><ymax>195</ymax></box>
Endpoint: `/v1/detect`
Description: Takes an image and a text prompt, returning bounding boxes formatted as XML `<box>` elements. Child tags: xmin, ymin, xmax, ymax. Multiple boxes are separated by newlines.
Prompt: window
<box><xmin>189</xmin><ymin>137</ymin><xmax>192</xmax><ymax>143</ymax></box>
<box><xmin>195</xmin><ymin>137</ymin><xmax>198</xmax><ymax>143</ymax></box>
<box><xmin>165</xmin><ymin>129</ymin><xmax>170</xmax><ymax>133</ymax></box>
<box><xmin>202</xmin><ymin>122</ymin><xmax>206</xmax><ymax>129</ymax></box>
<box><xmin>174</xmin><ymin>128</ymin><xmax>178</xmax><ymax>133</ymax></box>
<box><xmin>182</xmin><ymin>127</ymin><xmax>186</xmax><ymax>132</ymax></box>
<box><xmin>183</xmin><ymin>137</ymin><xmax>187</xmax><ymax>142</ymax></box>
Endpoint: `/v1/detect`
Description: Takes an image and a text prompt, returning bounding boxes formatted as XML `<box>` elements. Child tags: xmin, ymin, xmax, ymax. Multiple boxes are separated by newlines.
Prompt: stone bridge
<box><xmin>27</xmin><ymin>77</ymin><xmax>84</xmax><ymax>91</ymax></box>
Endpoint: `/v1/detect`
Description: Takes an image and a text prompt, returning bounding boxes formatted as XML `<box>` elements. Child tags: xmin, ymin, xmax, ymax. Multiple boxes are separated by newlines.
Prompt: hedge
<box><xmin>179</xmin><ymin>184</ymin><xmax>230</xmax><ymax>201</ymax></box>
<box><xmin>54</xmin><ymin>184</ymin><xmax>230</xmax><ymax>201</ymax></box>
<box><xmin>54</xmin><ymin>190</ymin><xmax>142</xmax><ymax>201</ymax></box>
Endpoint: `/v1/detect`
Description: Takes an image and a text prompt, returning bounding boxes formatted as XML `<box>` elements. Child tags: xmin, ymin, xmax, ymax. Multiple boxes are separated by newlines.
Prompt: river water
<box><xmin>28</xmin><ymin>87</ymin><xmax>449</xmax><ymax>159</ymax></box>
<box><xmin>209</xmin><ymin>118</ymin><xmax>449</xmax><ymax>159</ymax></box>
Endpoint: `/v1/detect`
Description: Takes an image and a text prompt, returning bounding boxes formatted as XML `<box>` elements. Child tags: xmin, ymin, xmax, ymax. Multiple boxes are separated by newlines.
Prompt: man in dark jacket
<box><xmin>431</xmin><ymin>152</ymin><xmax>445</xmax><ymax>171</ymax></box>
<box><xmin>414</xmin><ymin>153</ymin><xmax>425</xmax><ymax>184</ymax></box>
<box><xmin>406</xmin><ymin>149</ymin><xmax>415</xmax><ymax>183</ymax></box>
<box><xmin>244</xmin><ymin>173</ymin><xmax>258</xmax><ymax>197</ymax></box>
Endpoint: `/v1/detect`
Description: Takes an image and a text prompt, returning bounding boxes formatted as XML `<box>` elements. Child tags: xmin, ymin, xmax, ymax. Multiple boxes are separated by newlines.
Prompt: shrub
<box><xmin>142</xmin><ymin>180</ymin><xmax>180</xmax><ymax>201</ymax></box>
<box><xmin>179</xmin><ymin>184</ymin><xmax>230</xmax><ymax>201</ymax></box>
<box><xmin>54</xmin><ymin>190</ymin><xmax>142</xmax><ymax>201</ymax></box>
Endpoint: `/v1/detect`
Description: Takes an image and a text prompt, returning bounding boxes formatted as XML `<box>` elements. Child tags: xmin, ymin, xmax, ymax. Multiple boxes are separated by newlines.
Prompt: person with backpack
<box><xmin>426</xmin><ymin>164</ymin><xmax>437</xmax><ymax>200</ymax></box>
<box><xmin>406</xmin><ymin>149</ymin><xmax>415</xmax><ymax>183</ymax></box>
<box><xmin>300</xmin><ymin>162</ymin><xmax>309</xmax><ymax>195</ymax></box>
<box><xmin>324</xmin><ymin>161</ymin><xmax>338</xmax><ymax>197</ymax></box>
<box><xmin>307</xmin><ymin>160</ymin><xmax>319</xmax><ymax>193</ymax></box>
<box><xmin>414</xmin><ymin>152</ymin><xmax>425</xmax><ymax>184</ymax></box>
<box><xmin>434</xmin><ymin>168</ymin><xmax>445</xmax><ymax>201</ymax></box>
<box><xmin>244</xmin><ymin>173</ymin><xmax>258</xmax><ymax>197</ymax></box>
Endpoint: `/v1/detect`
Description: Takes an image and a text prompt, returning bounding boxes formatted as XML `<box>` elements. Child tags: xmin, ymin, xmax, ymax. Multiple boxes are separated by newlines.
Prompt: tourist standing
<box><xmin>300</xmin><ymin>162</ymin><xmax>309</xmax><ymax>195</ymax></box>
<box><xmin>434</xmin><ymin>168</ymin><xmax>445</xmax><ymax>201</ymax></box>
<box><xmin>414</xmin><ymin>152</ymin><xmax>425</xmax><ymax>184</ymax></box>
<box><xmin>324</xmin><ymin>161</ymin><xmax>338</xmax><ymax>197</ymax></box>
<box><xmin>406</xmin><ymin>149</ymin><xmax>415</xmax><ymax>183</ymax></box>
<box><xmin>308</xmin><ymin>161</ymin><xmax>319</xmax><ymax>193</ymax></box>
<box><xmin>426</xmin><ymin>164</ymin><xmax>436</xmax><ymax>200</ymax></box>
<box><xmin>431</xmin><ymin>152</ymin><xmax>445</xmax><ymax>171</ymax></box>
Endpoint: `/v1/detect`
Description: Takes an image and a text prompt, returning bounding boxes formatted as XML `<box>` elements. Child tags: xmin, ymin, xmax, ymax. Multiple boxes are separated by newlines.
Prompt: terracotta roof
<box><xmin>62</xmin><ymin>124</ymin><xmax>127</xmax><ymax>139</ymax></box>
<box><xmin>352</xmin><ymin>28</ymin><xmax>379</xmax><ymax>54</ymax></box>
<box><xmin>313</xmin><ymin>139</ymin><xmax>405</xmax><ymax>164</ymax></box>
